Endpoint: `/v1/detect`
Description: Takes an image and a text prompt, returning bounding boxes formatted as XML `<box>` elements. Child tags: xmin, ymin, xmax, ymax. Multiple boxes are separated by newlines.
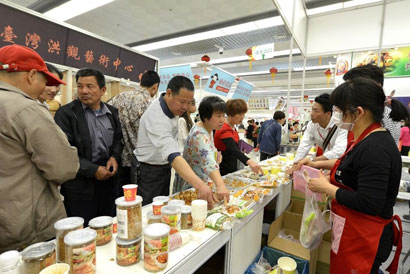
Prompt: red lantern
<box><xmin>324</xmin><ymin>69</ymin><xmax>332</xmax><ymax>87</ymax></box>
<box><xmin>269</xmin><ymin>67</ymin><xmax>278</xmax><ymax>84</ymax></box>
<box><xmin>245</xmin><ymin>48</ymin><xmax>254</xmax><ymax>71</ymax></box>
<box><xmin>201</xmin><ymin>55</ymin><xmax>210</xmax><ymax>62</ymax></box>
<box><xmin>193</xmin><ymin>74</ymin><xmax>200</xmax><ymax>84</ymax></box>
<box><xmin>201</xmin><ymin>55</ymin><xmax>210</xmax><ymax>75</ymax></box>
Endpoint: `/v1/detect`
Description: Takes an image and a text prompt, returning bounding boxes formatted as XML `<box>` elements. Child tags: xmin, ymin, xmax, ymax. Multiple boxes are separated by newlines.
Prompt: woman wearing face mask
<box><xmin>303</xmin><ymin>78</ymin><xmax>402</xmax><ymax>274</ymax></box>
<box><xmin>173</xmin><ymin>96</ymin><xmax>230</xmax><ymax>202</ymax></box>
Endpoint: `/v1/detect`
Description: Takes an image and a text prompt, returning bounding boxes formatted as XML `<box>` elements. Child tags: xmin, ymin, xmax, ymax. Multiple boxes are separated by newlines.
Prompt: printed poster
<box><xmin>204</xmin><ymin>67</ymin><xmax>235</xmax><ymax>97</ymax></box>
<box><xmin>231</xmin><ymin>80</ymin><xmax>254</xmax><ymax>102</ymax></box>
<box><xmin>159</xmin><ymin>65</ymin><xmax>193</xmax><ymax>91</ymax></box>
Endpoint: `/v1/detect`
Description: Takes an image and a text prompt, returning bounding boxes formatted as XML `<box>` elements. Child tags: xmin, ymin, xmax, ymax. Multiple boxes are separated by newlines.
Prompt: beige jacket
<box><xmin>0</xmin><ymin>81</ymin><xmax>79</xmax><ymax>253</ymax></box>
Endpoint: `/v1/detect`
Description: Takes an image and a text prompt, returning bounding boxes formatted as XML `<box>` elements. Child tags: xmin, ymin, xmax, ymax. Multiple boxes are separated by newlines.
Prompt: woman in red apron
<box><xmin>307</xmin><ymin>78</ymin><xmax>402</xmax><ymax>274</ymax></box>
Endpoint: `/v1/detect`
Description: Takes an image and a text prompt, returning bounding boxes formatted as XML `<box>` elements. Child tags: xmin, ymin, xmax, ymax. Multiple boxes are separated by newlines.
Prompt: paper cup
<box><xmin>277</xmin><ymin>257</ymin><xmax>297</xmax><ymax>274</ymax></box>
<box><xmin>152</xmin><ymin>201</ymin><xmax>163</xmax><ymax>216</ymax></box>
<box><xmin>123</xmin><ymin>184</ymin><xmax>138</xmax><ymax>201</ymax></box>
<box><xmin>39</xmin><ymin>263</ymin><xmax>70</xmax><ymax>274</ymax></box>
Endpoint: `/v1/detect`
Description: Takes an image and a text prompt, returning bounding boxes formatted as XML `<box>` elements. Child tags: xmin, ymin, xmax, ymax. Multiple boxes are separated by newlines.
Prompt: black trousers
<box><xmin>260</xmin><ymin>151</ymin><xmax>276</xmax><ymax>161</ymax></box>
<box><xmin>136</xmin><ymin>161</ymin><xmax>171</xmax><ymax>206</ymax></box>
<box><xmin>63</xmin><ymin>177</ymin><xmax>116</xmax><ymax>226</ymax></box>
<box><xmin>370</xmin><ymin>222</ymin><xmax>394</xmax><ymax>274</ymax></box>
<box><xmin>115</xmin><ymin>166</ymin><xmax>131</xmax><ymax>199</ymax></box>
<box><xmin>401</xmin><ymin>145</ymin><xmax>410</xmax><ymax>156</ymax></box>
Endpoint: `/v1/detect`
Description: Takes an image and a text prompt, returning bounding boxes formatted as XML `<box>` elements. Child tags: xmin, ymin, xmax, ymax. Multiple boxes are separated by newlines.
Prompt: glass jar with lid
<box><xmin>180</xmin><ymin>205</ymin><xmax>192</xmax><ymax>229</ymax></box>
<box><xmin>115</xmin><ymin>237</ymin><xmax>141</xmax><ymax>266</ymax></box>
<box><xmin>54</xmin><ymin>217</ymin><xmax>84</xmax><ymax>262</ymax></box>
<box><xmin>115</xmin><ymin>196</ymin><xmax>143</xmax><ymax>240</ymax></box>
<box><xmin>88</xmin><ymin>216</ymin><xmax>113</xmax><ymax>246</ymax></box>
<box><xmin>64</xmin><ymin>229</ymin><xmax>96</xmax><ymax>274</ymax></box>
<box><xmin>21</xmin><ymin>242</ymin><xmax>56</xmax><ymax>274</ymax></box>
<box><xmin>161</xmin><ymin>205</ymin><xmax>181</xmax><ymax>234</ymax></box>
<box><xmin>143</xmin><ymin>223</ymin><xmax>170</xmax><ymax>272</ymax></box>
<box><xmin>153</xmin><ymin>196</ymin><xmax>169</xmax><ymax>205</ymax></box>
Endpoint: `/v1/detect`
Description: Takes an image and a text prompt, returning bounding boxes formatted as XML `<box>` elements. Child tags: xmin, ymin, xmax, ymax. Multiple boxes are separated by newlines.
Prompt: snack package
<box><xmin>205</xmin><ymin>213</ymin><xmax>232</xmax><ymax>230</ymax></box>
<box><xmin>293</xmin><ymin>165</ymin><xmax>324</xmax><ymax>202</ymax></box>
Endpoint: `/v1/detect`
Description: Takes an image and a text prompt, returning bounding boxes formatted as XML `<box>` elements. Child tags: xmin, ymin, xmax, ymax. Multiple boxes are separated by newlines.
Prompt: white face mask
<box><xmin>333</xmin><ymin>111</ymin><xmax>355</xmax><ymax>131</ymax></box>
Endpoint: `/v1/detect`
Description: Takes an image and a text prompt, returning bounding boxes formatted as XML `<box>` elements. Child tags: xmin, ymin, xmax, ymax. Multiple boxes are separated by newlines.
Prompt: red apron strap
<box><xmin>386</xmin><ymin>215</ymin><xmax>403</xmax><ymax>274</ymax></box>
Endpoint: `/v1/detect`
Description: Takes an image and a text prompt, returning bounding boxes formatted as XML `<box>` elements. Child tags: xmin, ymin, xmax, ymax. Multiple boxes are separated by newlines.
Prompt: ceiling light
<box><xmin>133</xmin><ymin>16</ymin><xmax>283</xmax><ymax>52</ymax></box>
<box><xmin>293</xmin><ymin>64</ymin><xmax>335</xmax><ymax>71</ymax></box>
<box><xmin>44</xmin><ymin>0</ymin><xmax>115</xmax><ymax>21</ymax></box>
<box><xmin>307</xmin><ymin>0</ymin><xmax>381</xmax><ymax>16</ymax></box>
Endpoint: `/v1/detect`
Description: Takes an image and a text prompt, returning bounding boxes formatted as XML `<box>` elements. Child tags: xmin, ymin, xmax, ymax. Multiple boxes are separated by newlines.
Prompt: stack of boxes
<box><xmin>267</xmin><ymin>189</ymin><xmax>330</xmax><ymax>274</ymax></box>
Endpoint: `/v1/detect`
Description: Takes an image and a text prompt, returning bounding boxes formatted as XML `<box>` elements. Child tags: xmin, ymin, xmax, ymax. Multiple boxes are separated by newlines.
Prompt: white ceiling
<box><xmin>6</xmin><ymin>0</ymin><xmax>344</xmax><ymax>97</ymax></box>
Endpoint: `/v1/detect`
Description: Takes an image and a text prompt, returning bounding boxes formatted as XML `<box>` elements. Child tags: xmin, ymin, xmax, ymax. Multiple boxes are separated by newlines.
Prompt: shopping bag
<box><xmin>293</xmin><ymin>165</ymin><xmax>324</xmax><ymax>202</ymax></box>
<box><xmin>299</xmin><ymin>180</ymin><xmax>331</xmax><ymax>249</ymax></box>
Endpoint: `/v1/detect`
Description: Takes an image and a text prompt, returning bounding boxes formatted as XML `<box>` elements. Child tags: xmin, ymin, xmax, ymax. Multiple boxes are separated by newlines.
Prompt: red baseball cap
<box><xmin>0</xmin><ymin>44</ymin><xmax>66</xmax><ymax>86</ymax></box>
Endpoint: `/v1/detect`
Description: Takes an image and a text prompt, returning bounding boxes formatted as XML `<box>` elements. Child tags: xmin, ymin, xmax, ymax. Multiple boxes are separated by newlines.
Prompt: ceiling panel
<box><xmin>65</xmin><ymin>0</ymin><xmax>276</xmax><ymax>45</ymax></box>
<box><xmin>7</xmin><ymin>0</ymin><xmax>37</xmax><ymax>8</ymax></box>
<box><xmin>146</xmin><ymin>25</ymin><xmax>290</xmax><ymax>60</ymax></box>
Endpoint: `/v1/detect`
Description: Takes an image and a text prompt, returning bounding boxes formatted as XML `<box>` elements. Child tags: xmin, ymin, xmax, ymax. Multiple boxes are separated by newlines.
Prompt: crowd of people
<box><xmin>0</xmin><ymin>44</ymin><xmax>409</xmax><ymax>274</ymax></box>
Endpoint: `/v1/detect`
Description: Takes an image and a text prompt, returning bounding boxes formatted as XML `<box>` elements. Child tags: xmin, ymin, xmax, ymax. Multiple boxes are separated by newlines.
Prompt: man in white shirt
<box><xmin>134</xmin><ymin>76</ymin><xmax>229</xmax><ymax>207</ymax></box>
<box><xmin>288</xmin><ymin>93</ymin><xmax>348</xmax><ymax>174</ymax></box>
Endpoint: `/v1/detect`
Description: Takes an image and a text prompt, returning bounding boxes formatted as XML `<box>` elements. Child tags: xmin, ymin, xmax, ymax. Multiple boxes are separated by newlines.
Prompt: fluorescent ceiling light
<box><xmin>293</xmin><ymin>64</ymin><xmax>335</xmax><ymax>71</ymax></box>
<box><xmin>253</xmin><ymin>87</ymin><xmax>333</xmax><ymax>93</ymax></box>
<box><xmin>307</xmin><ymin>0</ymin><xmax>381</xmax><ymax>15</ymax></box>
<box><xmin>134</xmin><ymin>16</ymin><xmax>283</xmax><ymax>52</ymax></box>
<box><xmin>44</xmin><ymin>0</ymin><xmax>115</xmax><ymax>21</ymax></box>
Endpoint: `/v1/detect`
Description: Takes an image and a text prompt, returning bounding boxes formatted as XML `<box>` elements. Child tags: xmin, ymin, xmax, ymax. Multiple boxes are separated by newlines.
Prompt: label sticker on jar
<box><xmin>117</xmin><ymin>209</ymin><xmax>128</xmax><ymax>238</ymax></box>
<box><xmin>72</xmin><ymin>242</ymin><xmax>96</xmax><ymax>273</ymax></box>
<box><xmin>117</xmin><ymin>245</ymin><xmax>138</xmax><ymax>266</ymax></box>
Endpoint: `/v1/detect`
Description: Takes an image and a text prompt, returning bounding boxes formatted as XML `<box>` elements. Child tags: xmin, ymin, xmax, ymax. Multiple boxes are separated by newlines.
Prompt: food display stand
<box><xmin>92</xmin><ymin>155</ymin><xmax>293</xmax><ymax>274</ymax></box>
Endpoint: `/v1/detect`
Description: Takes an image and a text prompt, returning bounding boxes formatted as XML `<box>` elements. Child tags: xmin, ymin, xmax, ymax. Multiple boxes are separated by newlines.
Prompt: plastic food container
<box><xmin>180</xmin><ymin>205</ymin><xmax>192</xmax><ymax>230</ymax></box>
<box><xmin>0</xmin><ymin>250</ymin><xmax>21</xmax><ymax>274</ymax></box>
<box><xmin>168</xmin><ymin>199</ymin><xmax>185</xmax><ymax>207</ymax></box>
<box><xmin>88</xmin><ymin>216</ymin><xmax>113</xmax><ymax>246</ymax></box>
<box><xmin>64</xmin><ymin>229</ymin><xmax>97</xmax><ymax>274</ymax></box>
<box><xmin>115</xmin><ymin>196</ymin><xmax>143</xmax><ymax>240</ymax></box>
<box><xmin>153</xmin><ymin>196</ymin><xmax>169</xmax><ymax>205</ymax></box>
<box><xmin>161</xmin><ymin>205</ymin><xmax>181</xmax><ymax>234</ymax></box>
<box><xmin>147</xmin><ymin>211</ymin><xmax>162</xmax><ymax>225</ymax></box>
<box><xmin>143</xmin><ymin>223</ymin><xmax>170</xmax><ymax>272</ymax></box>
<box><xmin>21</xmin><ymin>242</ymin><xmax>56</xmax><ymax>274</ymax></box>
<box><xmin>54</xmin><ymin>217</ymin><xmax>84</xmax><ymax>262</ymax></box>
<box><xmin>115</xmin><ymin>237</ymin><xmax>141</xmax><ymax>266</ymax></box>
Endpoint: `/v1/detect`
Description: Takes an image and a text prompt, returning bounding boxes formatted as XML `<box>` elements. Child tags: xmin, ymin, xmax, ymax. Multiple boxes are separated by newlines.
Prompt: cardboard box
<box><xmin>291</xmin><ymin>188</ymin><xmax>328</xmax><ymax>206</ymax></box>
<box><xmin>268</xmin><ymin>211</ymin><xmax>318</xmax><ymax>274</ymax></box>
<box><xmin>316</xmin><ymin>230</ymin><xmax>331</xmax><ymax>274</ymax></box>
<box><xmin>286</xmin><ymin>198</ymin><xmax>305</xmax><ymax>215</ymax></box>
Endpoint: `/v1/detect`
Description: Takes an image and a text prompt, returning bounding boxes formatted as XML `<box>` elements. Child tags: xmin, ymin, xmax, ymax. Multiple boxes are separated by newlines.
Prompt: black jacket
<box><xmin>54</xmin><ymin>99</ymin><xmax>123</xmax><ymax>199</ymax></box>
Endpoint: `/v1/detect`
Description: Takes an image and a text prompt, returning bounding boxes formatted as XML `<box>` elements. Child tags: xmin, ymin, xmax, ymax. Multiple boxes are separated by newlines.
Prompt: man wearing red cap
<box><xmin>0</xmin><ymin>44</ymin><xmax>80</xmax><ymax>253</ymax></box>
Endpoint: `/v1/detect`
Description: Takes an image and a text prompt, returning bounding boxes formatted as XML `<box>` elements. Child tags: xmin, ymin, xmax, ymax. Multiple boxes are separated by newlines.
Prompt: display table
<box><xmin>93</xmin><ymin>156</ymin><xmax>293</xmax><ymax>274</ymax></box>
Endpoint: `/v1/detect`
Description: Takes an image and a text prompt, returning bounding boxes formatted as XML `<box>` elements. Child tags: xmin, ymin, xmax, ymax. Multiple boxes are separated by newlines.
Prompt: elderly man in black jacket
<box><xmin>55</xmin><ymin>68</ymin><xmax>123</xmax><ymax>224</ymax></box>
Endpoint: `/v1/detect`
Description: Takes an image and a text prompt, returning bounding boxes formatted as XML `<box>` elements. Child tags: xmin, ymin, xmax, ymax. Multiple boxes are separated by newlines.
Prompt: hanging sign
<box><xmin>158</xmin><ymin>65</ymin><xmax>193</xmax><ymax>91</ymax></box>
<box><xmin>204</xmin><ymin>67</ymin><xmax>235</xmax><ymax>97</ymax></box>
<box><xmin>252</xmin><ymin>43</ymin><xmax>275</xmax><ymax>60</ymax></box>
<box><xmin>231</xmin><ymin>80</ymin><xmax>254</xmax><ymax>102</ymax></box>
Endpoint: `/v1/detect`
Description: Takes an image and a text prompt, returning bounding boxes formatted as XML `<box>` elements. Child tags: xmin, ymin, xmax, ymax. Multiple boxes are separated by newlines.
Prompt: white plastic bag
<box><xmin>299</xmin><ymin>179</ymin><xmax>330</xmax><ymax>249</ymax></box>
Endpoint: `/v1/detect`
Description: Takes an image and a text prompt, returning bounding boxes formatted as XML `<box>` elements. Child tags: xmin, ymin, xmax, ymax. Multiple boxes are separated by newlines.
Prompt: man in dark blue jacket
<box><xmin>55</xmin><ymin>68</ymin><xmax>123</xmax><ymax>225</ymax></box>
<box><xmin>257</xmin><ymin>111</ymin><xmax>286</xmax><ymax>161</ymax></box>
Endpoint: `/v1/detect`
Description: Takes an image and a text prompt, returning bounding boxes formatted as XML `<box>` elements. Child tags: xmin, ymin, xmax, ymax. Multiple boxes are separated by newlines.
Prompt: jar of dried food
<box><xmin>21</xmin><ymin>242</ymin><xmax>56</xmax><ymax>274</ymax></box>
<box><xmin>168</xmin><ymin>199</ymin><xmax>185</xmax><ymax>207</ymax></box>
<box><xmin>153</xmin><ymin>196</ymin><xmax>169</xmax><ymax>206</ymax></box>
<box><xmin>147</xmin><ymin>211</ymin><xmax>162</xmax><ymax>225</ymax></box>
<box><xmin>180</xmin><ymin>205</ymin><xmax>192</xmax><ymax>230</ymax></box>
<box><xmin>115</xmin><ymin>237</ymin><xmax>141</xmax><ymax>266</ymax></box>
<box><xmin>64</xmin><ymin>229</ymin><xmax>96</xmax><ymax>274</ymax></box>
<box><xmin>161</xmin><ymin>205</ymin><xmax>181</xmax><ymax>234</ymax></box>
<box><xmin>116</xmin><ymin>196</ymin><xmax>143</xmax><ymax>240</ymax></box>
<box><xmin>54</xmin><ymin>217</ymin><xmax>84</xmax><ymax>262</ymax></box>
<box><xmin>143</xmin><ymin>223</ymin><xmax>170</xmax><ymax>272</ymax></box>
<box><xmin>88</xmin><ymin>216</ymin><xmax>113</xmax><ymax>246</ymax></box>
